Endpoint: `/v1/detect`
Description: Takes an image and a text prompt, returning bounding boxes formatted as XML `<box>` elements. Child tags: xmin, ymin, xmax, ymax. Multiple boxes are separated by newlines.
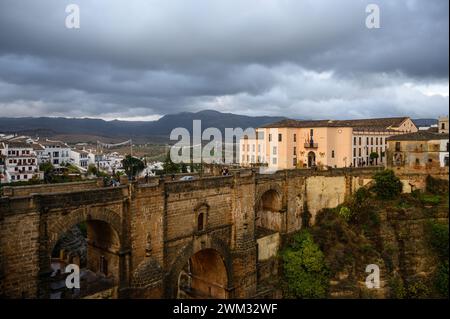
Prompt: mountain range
<box><xmin>0</xmin><ymin>110</ymin><xmax>437</xmax><ymax>144</ymax></box>
<box><xmin>0</xmin><ymin>110</ymin><xmax>285</xmax><ymax>143</ymax></box>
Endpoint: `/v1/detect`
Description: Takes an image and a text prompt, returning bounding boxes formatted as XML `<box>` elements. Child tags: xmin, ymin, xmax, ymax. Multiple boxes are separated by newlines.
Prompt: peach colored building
<box><xmin>239</xmin><ymin>117</ymin><xmax>417</xmax><ymax>170</ymax></box>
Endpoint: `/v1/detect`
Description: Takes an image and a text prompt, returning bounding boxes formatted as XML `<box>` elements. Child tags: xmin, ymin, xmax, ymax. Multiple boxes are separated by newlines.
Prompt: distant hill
<box><xmin>0</xmin><ymin>110</ymin><xmax>285</xmax><ymax>143</ymax></box>
<box><xmin>412</xmin><ymin>118</ymin><xmax>438</xmax><ymax>127</ymax></box>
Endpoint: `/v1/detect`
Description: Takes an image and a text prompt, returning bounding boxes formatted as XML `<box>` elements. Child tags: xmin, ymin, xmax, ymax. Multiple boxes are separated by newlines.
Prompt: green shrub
<box><xmin>406</xmin><ymin>280</ymin><xmax>431</xmax><ymax>299</ymax></box>
<box><xmin>420</xmin><ymin>194</ymin><xmax>442</xmax><ymax>206</ymax></box>
<box><xmin>354</xmin><ymin>187</ymin><xmax>371</xmax><ymax>205</ymax></box>
<box><xmin>434</xmin><ymin>261</ymin><xmax>449</xmax><ymax>298</ymax></box>
<box><xmin>372</xmin><ymin>170</ymin><xmax>402</xmax><ymax>199</ymax></box>
<box><xmin>426</xmin><ymin>221</ymin><xmax>449</xmax><ymax>259</ymax></box>
<box><xmin>281</xmin><ymin>230</ymin><xmax>329</xmax><ymax>298</ymax></box>
<box><xmin>426</xmin><ymin>175</ymin><xmax>449</xmax><ymax>195</ymax></box>
<box><xmin>338</xmin><ymin>206</ymin><xmax>352</xmax><ymax>222</ymax></box>
<box><xmin>389</xmin><ymin>275</ymin><xmax>406</xmax><ymax>299</ymax></box>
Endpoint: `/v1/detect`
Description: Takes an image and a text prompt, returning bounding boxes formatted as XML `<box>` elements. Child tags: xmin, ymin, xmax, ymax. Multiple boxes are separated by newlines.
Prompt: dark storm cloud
<box><xmin>0</xmin><ymin>0</ymin><xmax>448</xmax><ymax>120</ymax></box>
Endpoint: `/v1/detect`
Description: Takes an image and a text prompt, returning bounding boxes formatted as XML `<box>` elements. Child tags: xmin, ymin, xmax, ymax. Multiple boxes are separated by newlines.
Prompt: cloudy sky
<box><xmin>0</xmin><ymin>0</ymin><xmax>448</xmax><ymax>121</ymax></box>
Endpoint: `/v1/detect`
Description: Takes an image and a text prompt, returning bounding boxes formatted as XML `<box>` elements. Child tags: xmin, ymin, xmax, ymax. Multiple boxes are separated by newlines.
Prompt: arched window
<box><xmin>197</xmin><ymin>212</ymin><xmax>205</xmax><ymax>231</ymax></box>
<box><xmin>195</xmin><ymin>205</ymin><xmax>208</xmax><ymax>232</ymax></box>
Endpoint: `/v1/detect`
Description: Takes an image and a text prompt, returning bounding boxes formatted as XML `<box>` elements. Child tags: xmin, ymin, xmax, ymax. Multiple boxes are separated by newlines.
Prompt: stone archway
<box><xmin>255</xmin><ymin>188</ymin><xmax>284</xmax><ymax>234</ymax></box>
<box><xmin>166</xmin><ymin>237</ymin><xmax>233</xmax><ymax>299</ymax></box>
<box><xmin>178</xmin><ymin>249</ymin><xmax>228</xmax><ymax>299</ymax></box>
<box><xmin>39</xmin><ymin>207</ymin><xmax>124</xmax><ymax>298</ymax></box>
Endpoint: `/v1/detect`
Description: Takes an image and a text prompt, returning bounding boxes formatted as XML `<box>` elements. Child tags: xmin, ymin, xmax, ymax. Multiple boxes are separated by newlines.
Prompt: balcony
<box><xmin>304</xmin><ymin>141</ymin><xmax>318</xmax><ymax>149</ymax></box>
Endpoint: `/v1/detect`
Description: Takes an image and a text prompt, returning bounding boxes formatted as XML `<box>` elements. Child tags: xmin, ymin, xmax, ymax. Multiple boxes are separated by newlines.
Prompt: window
<box><xmin>331</xmin><ymin>150</ymin><xmax>335</xmax><ymax>158</ymax></box>
<box><xmin>310</xmin><ymin>129</ymin><xmax>314</xmax><ymax>137</ymax></box>
<box><xmin>197</xmin><ymin>212</ymin><xmax>205</xmax><ymax>231</ymax></box>
<box><xmin>293</xmin><ymin>158</ymin><xmax>297</xmax><ymax>166</ymax></box>
<box><xmin>416</xmin><ymin>158</ymin><xmax>420</xmax><ymax>165</ymax></box>
<box><xmin>251</xmin><ymin>155</ymin><xmax>255</xmax><ymax>162</ymax></box>
<box><xmin>24</xmin><ymin>175</ymin><xmax>27</xmax><ymax>179</ymax></box>
<box><xmin>353</xmin><ymin>148</ymin><xmax>356</xmax><ymax>157</ymax></box>
<box><xmin>376</xmin><ymin>138</ymin><xmax>378</xmax><ymax>145</ymax></box>
<box><xmin>293</xmin><ymin>134</ymin><xmax>297</xmax><ymax>142</ymax></box>
<box><xmin>371</xmin><ymin>137</ymin><xmax>374</xmax><ymax>145</ymax></box>
<box><xmin>272</xmin><ymin>157</ymin><xmax>277</xmax><ymax>165</ymax></box>
<box><xmin>367</xmin><ymin>137</ymin><xmax>369</xmax><ymax>144</ymax></box>
<box><xmin>100</xmin><ymin>256</ymin><xmax>108</xmax><ymax>275</ymax></box>
<box><xmin>273</xmin><ymin>146</ymin><xmax>277</xmax><ymax>155</ymax></box>
<box><xmin>258</xmin><ymin>144</ymin><xmax>261</xmax><ymax>153</ymax></box>
<box><xmin>252</xmin><ymin>144</ymin><xmax>255</xmax><ymax>152</ymax></box>
<box><xmin>354</xmin><ymin>137</ymin><xmax>357</xmax><ymax>145</ymax></box>
<box><xmin>442</xmin><ymin>123</ymin><xmax>446</xmax><ymax>130</ymax></box>
<box><xmin>278</xmin><ymin>133</ymin><xmax>282</xmax><ymax>142</ymax></box>
<box><xmin>269</xmin><ymin>134</ymin><xmax>272</xmax><ymax>142</ymax></box>
<box><xmin>293</xmin><ymin>147</ymin><xmax>297</xmax><ymax>156</ymax></box>
<box><xmin>395</xmin><ymin>142</ymin><xmax>401</xmax><ymax>151</ymax></box>
<box><xmin>358</xmin><ymin>148</ymin><xmax>361</xmax><ymax>156</ymax></box>
<box><xmin>359</xmin><ymin>137</ymin><xmax>362</xmax><ymax>146</ymax></box>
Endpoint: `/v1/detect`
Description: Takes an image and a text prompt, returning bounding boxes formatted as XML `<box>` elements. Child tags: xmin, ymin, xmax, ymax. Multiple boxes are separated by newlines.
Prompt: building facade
<box><xmin>386</xmin><ymin>131</ymin><xmax>449</xmax><ymax>170</ymax></box>
<box><xmin>40</xmin><ymin>140</ymin><xmax>71</xmax><ymax>168</ymax></box>
<box><xmin>439</xmin><ymin>116</ymin><xmax>449</xmax><ymax>134</ymax></box>
<box><xmin>0</xmin><ymin>141</ymin><xmax>43</xmax><ymax>183</ymax></box>
<box><xmin>240</xmin><ymin>117</ymin><xmax>417</xmax><ymax>170</ymax></box>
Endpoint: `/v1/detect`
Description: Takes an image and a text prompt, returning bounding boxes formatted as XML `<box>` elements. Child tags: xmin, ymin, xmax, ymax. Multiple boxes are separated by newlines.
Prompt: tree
<box><xmin>122</xmin><ymin>155</ymin><xmax>145</xmax><ymax>179</ymax></box>
<box><xmin>87</xmin><ymin>164</ymin><xmax>98</xmax><ymax>176</ymax></box>
<box><xmin>372</xmin><ymin>169</ymin><xmax>402</xmax><ymax>199</ymax></box>
<box><xmin>39</xmin><ymin>162</ymin><xmax>54</xmax><ymax>183</ymax></box>
<box><xmin>162</xmin><ymin>151</ymin><xmax>180</xmax><ymax>174</ymax></box>
<box><xmin>281</xmin><ymin>230</ymin><xmax>329</xmax><ymax>298</ymax></box>
<box><xmin>369</xmin><ymin>152</ymin><xmax>379</xmax><ymax>164</ymax></box>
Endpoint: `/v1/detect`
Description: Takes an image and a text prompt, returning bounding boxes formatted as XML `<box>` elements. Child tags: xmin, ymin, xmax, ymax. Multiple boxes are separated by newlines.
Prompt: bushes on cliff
<box><xmin>281</xmin><ymin>230</ymin><xmax>329</xmax><ymax>298</ymax></box>
<box><xmin>426</xmin><ymin>175</ymin><xmax>449</xmax><ymax>195</ymax></box>
<box><xmin>372</xmin><ymin>170</ymin><xmax>402</xmax><ymax>200</ymax></box>
<box><xmin>426</xmin><ymin>220</ymin><xmax>449</xmax><ymax>298</ymax></box>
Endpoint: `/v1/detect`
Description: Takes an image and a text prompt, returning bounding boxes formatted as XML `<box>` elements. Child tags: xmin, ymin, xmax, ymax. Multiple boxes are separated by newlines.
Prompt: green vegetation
<box><xmin>426</xmin><ymin>220</ymin><xmax>449</xmax><ymax>260</ymax></box>
<box><xmin>87</xmin><ymin>164</ymin><xmax>98</xmax><ymax>176</ymax></box>
<box><xmin>338</xmin><ymin>206</ymin><xmax>352</xmax><ymax>222</ymax></box>
<box><xmin>281</xmin><ymin>230</ymin><xmax>329</xmax><ymax>298</ymax></box>
<box><xmin>122</xmin><ymin>155</ymin><xmax>145</xmax><ymax>179</ymax></box>
<box><xmin>372</xmin><ymin>169</ymin><xmax>402</xmax><ymax>199</ymax></box>
<box><xmin>369</xmin><ymin>152</ymin><xmax>379</xmax><ymax>163</ymax></box>
<box><xmin>162</xmin><ymin>151</ymin><xmax>181</xmax><ymax>174</ymax></box>
<box><xmin>420</xmin><ymin>194</ymin><xmax>442</xmax><ymax>206</ymax></box>
<box><xmin>426</xmin><ymin>175</ymin><xmax>449</xmax><ymax>195</ymax></box>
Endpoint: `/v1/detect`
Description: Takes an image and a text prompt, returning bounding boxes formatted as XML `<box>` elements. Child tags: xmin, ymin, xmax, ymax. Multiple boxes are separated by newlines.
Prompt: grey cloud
<box><xmin>0</xmin><ymin>0</ymin><xmax>448</xmax><ymax>120</ymax></box>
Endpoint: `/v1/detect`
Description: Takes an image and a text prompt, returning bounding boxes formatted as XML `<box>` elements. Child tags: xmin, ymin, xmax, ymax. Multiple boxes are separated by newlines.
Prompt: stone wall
<box><xmin>0</xmin><ymin>167</ymin><xmax>434</xmax><ymax>298</ymax></box>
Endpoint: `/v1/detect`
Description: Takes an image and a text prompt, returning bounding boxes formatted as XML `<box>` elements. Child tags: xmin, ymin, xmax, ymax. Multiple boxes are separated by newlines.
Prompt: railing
<box><xmin>304</xmin><ymin>142</ymin><xmax>318</xmax><ymax>148</ymax></box>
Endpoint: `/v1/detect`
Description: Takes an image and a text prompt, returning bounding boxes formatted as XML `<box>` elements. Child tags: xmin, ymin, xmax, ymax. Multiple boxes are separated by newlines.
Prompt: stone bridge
<box><xmin>0</xmin><ymin>167</ymin><xmax>436</xmax><ymax>298</ymax></box>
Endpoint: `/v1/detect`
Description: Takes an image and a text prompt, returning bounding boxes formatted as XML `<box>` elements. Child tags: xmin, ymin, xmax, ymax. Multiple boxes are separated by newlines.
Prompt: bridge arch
<box><xmin>255</xmin><ymin>184</ymin><xmax>285</xmax><ymax>233</ymax></box>
<box><xmin>40</xmin><ymin>206</ymin><xmax>124</xmax><ymax>298</ymax></box>
<box><xmin>166</xmin><ymin>237</ymin><xmax>233</xmax><ymax>299</ymax></box>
